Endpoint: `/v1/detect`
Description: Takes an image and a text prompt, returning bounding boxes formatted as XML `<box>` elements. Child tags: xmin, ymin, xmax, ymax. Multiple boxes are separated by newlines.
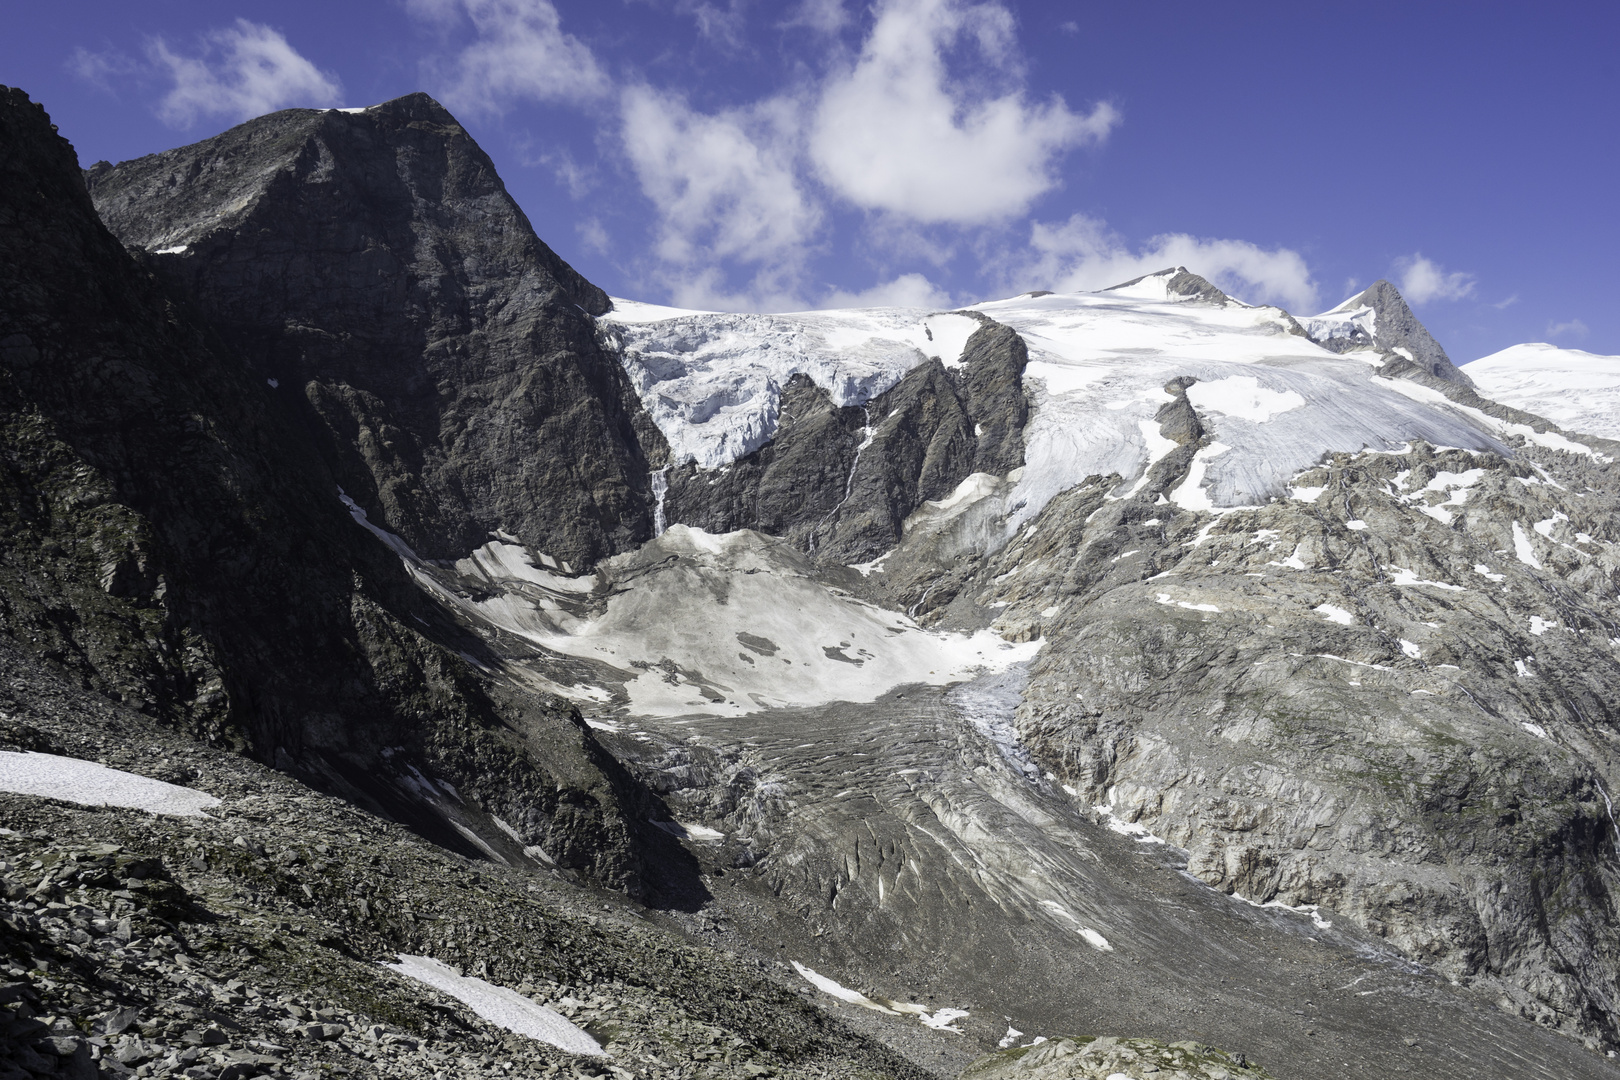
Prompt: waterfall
<box><xmin>652</xmin><ymin>466</ymin><xmax>670</xmax><ymax>537</ymax></box>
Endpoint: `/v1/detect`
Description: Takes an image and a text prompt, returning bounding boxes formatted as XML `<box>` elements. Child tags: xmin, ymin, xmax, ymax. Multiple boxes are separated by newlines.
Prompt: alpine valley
<box><xmin>5</xmin><ymin>87</ymin><xmax>1620</xmax><ymax>1080</ymax></box>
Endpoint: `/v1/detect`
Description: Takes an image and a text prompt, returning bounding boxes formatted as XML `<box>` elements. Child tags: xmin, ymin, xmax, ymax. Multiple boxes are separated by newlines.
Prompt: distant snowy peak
<box><xmin>1302</xmin><ymin>280</ymin><xmax>1472</xmax><ymax>388</ymax></box>
<box><xmin>1467</xmin><ymin>343</ymin><xmax>1620</xmax><ymax>441</ymax></box>
<box><xmin>598</xmin><ymin>302</ymin><xmax>982</xmax><ymax>468</ymax></box>
<box><xmin>1102</xmin><ymin>266</ymin><xmax>1235</xmax><ymax>306</ymax></box>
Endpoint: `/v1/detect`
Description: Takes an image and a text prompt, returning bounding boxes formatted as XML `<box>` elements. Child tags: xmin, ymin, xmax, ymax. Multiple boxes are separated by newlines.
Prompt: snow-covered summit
<box><xmin>1467</xmin><ymin>343</ymin><xmax>1620</xmax><ymax>441</ymax></box>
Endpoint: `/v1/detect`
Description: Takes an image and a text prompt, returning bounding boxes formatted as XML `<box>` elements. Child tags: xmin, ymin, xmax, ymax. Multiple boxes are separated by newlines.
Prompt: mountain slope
<box><xmin>1467</xmin><ymin>343</ymin><xmax>1620</xmax><ymax>441</ymax></box>
<box><xmin>0</xmin><ymin>86</ymin><xmax>668</xmax><ymax>896</ymax></box>
<box><xmin>86</xmin><ymin>93</ymin><xmax>660</xmax><ymax>568</ymax></box>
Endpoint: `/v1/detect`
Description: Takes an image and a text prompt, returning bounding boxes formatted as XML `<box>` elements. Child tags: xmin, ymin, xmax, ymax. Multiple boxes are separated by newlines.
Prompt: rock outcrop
<box><xmin>86</xmin><ymin>93</ymin><xmax>659</xmax><ymax>568</ymax></box>
<box><xmin>664</xmin><ymin>318</ymin><xmax>1028</xmax><ymax>563</ymax></box>
<box><xmin>0</xmin><ymin>87</ymin><xmax>661</xmax><ymax>895</ymax></box>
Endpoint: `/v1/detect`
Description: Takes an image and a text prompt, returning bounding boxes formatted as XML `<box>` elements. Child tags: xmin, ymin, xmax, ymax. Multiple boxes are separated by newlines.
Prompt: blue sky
<box><xmin>7</xmin><ymin>1</ymin><xmax>1617</xmax><ymax>359</ymax></box>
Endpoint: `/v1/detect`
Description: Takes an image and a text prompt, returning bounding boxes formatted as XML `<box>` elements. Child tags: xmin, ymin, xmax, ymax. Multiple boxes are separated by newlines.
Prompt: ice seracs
<box><xmin>598</xmin><ymin>301</ymin><xmax>982</xmax><ymax>468</ymax></box>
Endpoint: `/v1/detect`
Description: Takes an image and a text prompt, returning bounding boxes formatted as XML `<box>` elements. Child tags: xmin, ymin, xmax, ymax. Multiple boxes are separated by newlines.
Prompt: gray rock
<box><xmin>86</xmin><ymin>92</ymin><xmax>659</xmax><ymax>569</ymax></box>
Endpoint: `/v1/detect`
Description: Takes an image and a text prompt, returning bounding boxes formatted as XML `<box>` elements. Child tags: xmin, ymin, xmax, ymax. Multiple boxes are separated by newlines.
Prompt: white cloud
<box><xmin>783</xmin><ymin>0</ymin><xmax>850</xmax><ymax>33</ymax></box>
<box><xmin>68</xmin><ymin>46</ymin><xmax>141</xmax><ymax>91</ymax></box>
<box><xmin>1546</xmin><ymin>318</ymin><xmax>1589</xmax><ymax>340</ymax></box>
<box><xmin>1492</xmin><ymin>294</ymin><xmax>1520</xmax><ymax>310</ymax></box>
<box><xmin>619</xmin><ymin>86</ymin><xmax>821</xmax><ymax>308</ymax></box>
<box><xmin>1014</xmin><ymin>213</ymin><xmax>1318</xmax><ymax>312</ymax></box>
<box><xmin>676</xmin><ymin>0</ymin><xmax>751</xmax><ymax>48</ymax></box>
<box><xmin>820</xmin><ymin>273</ymin><xmax>953</xmax><ymax>309</ymax></box>
<box><xmin>577</xmin><ymin>218</ymin><xmax>611</xmax><ymax>255</ymax></box>
<box><xmin>809</xmin><ymin>0</ymin><xmax>1117</xmax><ymax>224</ymax></box>
<box><xmin>435</xmin><ymin>0</ymin><xmax>610</xmax><ymax>114</ymax></box>
<box><xmin>1394</xmin><ymin>253</ymin><xmax>1475</xmax><ymax>304</ymax></box>
<box><xmin>148</xmin><ymin>20</ymin><xmax>342</xmax><ymax>127</ymax></box>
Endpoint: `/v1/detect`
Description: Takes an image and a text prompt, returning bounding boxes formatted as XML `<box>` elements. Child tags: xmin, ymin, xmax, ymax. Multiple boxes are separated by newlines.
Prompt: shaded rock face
<box><xmin>0</xmin><ymin>87</ymin><xmax>660</xmax><ymax>893</ymax></box>
<box><xmin>664</xmin><ymin>319</ymin><xmax>1028</xmax><ymax>563</ymax></box>
<box><xmin>86</xmin><ymin>92</ymin><xmax>659</xmax><ymax>567</ymax></box>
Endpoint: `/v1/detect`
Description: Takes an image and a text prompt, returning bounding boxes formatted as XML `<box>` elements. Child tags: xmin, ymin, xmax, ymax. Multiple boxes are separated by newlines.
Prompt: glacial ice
<box><xmin>597</xmin><ymin>269</ymin><xmax>1573</xmax><ymax>536</ymax></box>
<box><xmin>599</xmin><ymin>302</ymin><xmax>983</xmax><ymax>468</ymax></box>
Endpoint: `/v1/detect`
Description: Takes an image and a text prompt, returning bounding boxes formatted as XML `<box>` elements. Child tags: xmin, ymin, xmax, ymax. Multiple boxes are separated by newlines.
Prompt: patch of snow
<box><xmin>1467</xmin><ymin>343</ymin><xmax>1620</xmax><ymax>440</ymax></box>
<box><xmin>849</xmin><ymin>549</ymin><xmax>895</xmax><ymax>577</ymax></box>
<box><xmin>0</xmin><ymin>751</ymin><xmax>219</xmax><ymax>817</ymax></box>
<box><xmin>1515</xmin><ymin>659</ymin><xmax>1534</xmax><ymax>678</ymax></box>
<box><xmin>652</xmin><ymin>819</ymin><xmax>726</xmax><ymax>843</ymax></box>
<box><xmin>1156</xmin><ymin>593</ymin><xmax>1220</xmax><ymax>613</ymax></box>
<box><xmin>1388</xmin><ymin>566</ymin><xmax>1465</xmax><ymax>591</ymax></box>
<box><xmin>337</xmin><ymin>488</ymin><xmax>420</xmax><ymax>561</ymax></box>
<box><xmin>1037</xmin><ymin>900</ymin><xmax>1114</xmax><ymax>951</ymax></box>
<box><xmin>1230</xmin><ymin>892</ymin><xmax>1334</xmax><ymax>930</ymax></box>
<box><xmin>446</xmin><ymin>526</ymin><xmax>1040</xmax><ymax>718</ymax></box>
<box><xmin>455</xmin><ymin>541</ymin><xmax>596</xmax><ymax>594</ymax></box>
<box><xmin>1315</xmin><ymin>604</ymin><xmax>1354</xmax><ymax>626</ymax></box>
<box><xmin>998</xmin><ymin>1026</ymin><xmax>1024</xmax><ymax>1049</ymax></box>
<box><xmin>1399</xmin><ymin>639</ymin><xmax>1422</xmax><ymax>659</ymax></box>
<box><xmin>1185</xmin><ymin>375</ymin><xmax>1306</xmax><ymax>423</ymax></box>
<box><xmin>1529</xmin><ymin>616</ymin><xmax>1555</xmax><ymax>636</ymax></box>
<box><xmin>1290</xmin><ymin>485</ymin><xmax>1327</xmax><ymax>502</ymax></box>
<box><xmin>383</xmin><ymin>955</ymin><xmax>602</xmax><ymax>1056</ymax></box>
<box><xmin>1093</xmin><ymin>804</ymin><xmax>1167</xmax><ymax>844</ymax></box>
<box><xmin>1169</xmin><ymin>442</ymin><xmax>1231</xmax><ymax>512</ymax></box>
<box><xmin>1521</xmin><ymin>722</ymin><xmax>1550</xmax><ymax>739</ymax></box>
<box><xmin>1512</xmin><ymin>521</ymin><xmax>1543</xmax><ymax>569</ymax></box>
<box><xmin>1474</xmin><ymin>563</ymin><xmax>1505</xmax><ymax>583</ymax></box>
<box><xmin>790</xmin><ymin>963</ymin><xmax>969</xmax><ymax>1032</ymax></box>
<box><xmin>1345</xmin><ymin>519</ymin><xmax>1367</xmax><ymax>530</ymax></box>
<box><xmin>153</xmin><ymin>245</ymin><xmax>188</xmax><ymax>255</ymax></box>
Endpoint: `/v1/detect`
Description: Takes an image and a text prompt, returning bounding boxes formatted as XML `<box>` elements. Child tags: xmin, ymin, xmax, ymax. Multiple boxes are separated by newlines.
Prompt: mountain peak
<box><xmin>1309</xmin><ymin>278</ymin><xmax>1473</xmax><ymax>387</ymax></box>
<box><xmin>1102</xmin><ymin>266</ymin><xmax>1232</xmax><ymax>305</ymax></box>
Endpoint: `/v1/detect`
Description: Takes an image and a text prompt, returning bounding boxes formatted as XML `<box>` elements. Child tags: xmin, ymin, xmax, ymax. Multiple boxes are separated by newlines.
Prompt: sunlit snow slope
<box><xmin>1467</xmin><ymin>343</ymin><xmax>1620</xmax><ymax>441</ymax></box>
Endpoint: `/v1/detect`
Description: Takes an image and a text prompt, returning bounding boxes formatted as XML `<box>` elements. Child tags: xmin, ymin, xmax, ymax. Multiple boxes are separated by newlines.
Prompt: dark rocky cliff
<box><xmin>664</xmin><ymin>318</ymin><xmax>1029</xmax><ymax>563</ymax></box>
<box><xmin>0</xmin><ymin>87</ymin><xmax>661</xmax><ymax>893</ymax></box>
<box><xmin>86</xmin><ymin>92</ymin><xmax>661</xmax><ymax>567</ymax></box>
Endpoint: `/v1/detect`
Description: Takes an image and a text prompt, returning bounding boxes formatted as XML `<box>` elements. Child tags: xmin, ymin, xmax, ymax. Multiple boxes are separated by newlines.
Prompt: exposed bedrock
<box><xmin>0</xmin><ymin>87</ymin><xmax>666</xmax><ymax>894</ymax></box>
<box><xmin>966</xmin><ymin>427</ymin><xmax>1620</xmax><ymax>1046</ymax></box>
<box><xmin>1304</xmin><ymin>279</ymin><xmax>1475</xmax><ymax>388</ymax></box>
<box><xmin>664</xmin><ymin>318</ymin><xmax>1028</xmax><ymax>563</ymax></box>
<box><xmin>86</xmin><ymin>92</ymin><xmax>660</xmax><ymax>568</ymax></box>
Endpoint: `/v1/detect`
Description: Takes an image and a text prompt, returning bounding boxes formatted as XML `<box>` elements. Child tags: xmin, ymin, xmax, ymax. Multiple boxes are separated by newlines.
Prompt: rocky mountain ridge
<box><xmin>6</xmin><ymin>85</ymin><xmax>1620</xmax><ymax>1080</ymax></box>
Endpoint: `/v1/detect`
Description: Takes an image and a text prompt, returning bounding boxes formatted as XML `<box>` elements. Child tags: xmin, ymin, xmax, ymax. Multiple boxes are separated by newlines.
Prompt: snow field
<box><xmin>1466</xmin><ymin>343</ymin><xmax>1620</xmax><ymax>440</ymax></box>
<box><xmin>458</xmin><ymin>525</ymin><xmax>1041</xmax><ymax>717</ymax></box>
<box><xmin>789</xmin><ymin>962</ymin><xmax>969</xmax><ymax>1032</ymax></box>
<box><xmin>382</xmin><ymin>955</ymin><xmax>603</xmax><ymax>1056</ymax></box>
<box><xmin>0</xmin><ymin>751</ymin><xmax>220</xmax><ymax>817</ymax></box>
